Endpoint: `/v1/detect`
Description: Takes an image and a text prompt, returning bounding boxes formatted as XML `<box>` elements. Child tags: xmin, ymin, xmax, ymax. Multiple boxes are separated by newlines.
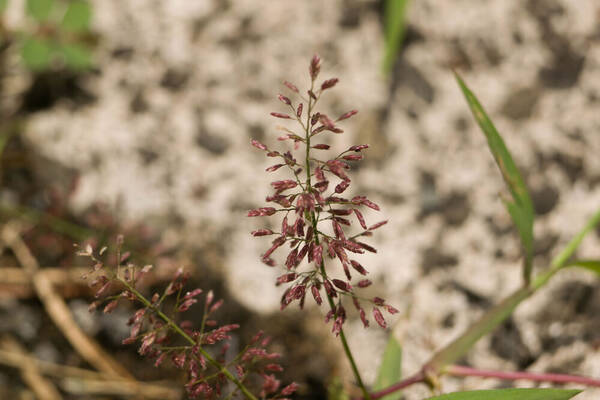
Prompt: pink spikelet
<box><xmin>283</xmin><ymin>80</ymin><xmax>299</xmax><ymax>93</ymax></box>
<box><xmin>309</xmin><ymin>54</ymin><xmax>321</xmax><ymax>81</ymax></box>
<box><xmin>373</xmin><ymin>307</ymin><xmax>387</xmax><ymax>329</ymax></box>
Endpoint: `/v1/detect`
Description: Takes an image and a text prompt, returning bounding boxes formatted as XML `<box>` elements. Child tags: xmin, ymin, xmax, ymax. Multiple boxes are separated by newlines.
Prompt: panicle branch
<box><xmin>248</xmin><ymin>55</ymin><xmax>397</xmax><ymax>335</ymax></box>
<box><xmin>78</xmin><ymin>238</ymin><xmax>295</xmax><ymax>400</ymax></box>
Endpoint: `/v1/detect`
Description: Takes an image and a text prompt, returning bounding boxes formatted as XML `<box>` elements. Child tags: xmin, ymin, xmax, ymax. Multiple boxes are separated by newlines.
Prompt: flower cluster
<box><xmin>249</xmin><ymin>55</ymin><xmax>397</xmax><ymax>335</ymax></box>
<box><xmin>78</xmin><ymin>237</ymin><xmax>296</xmax><ymax>400</ymax></box>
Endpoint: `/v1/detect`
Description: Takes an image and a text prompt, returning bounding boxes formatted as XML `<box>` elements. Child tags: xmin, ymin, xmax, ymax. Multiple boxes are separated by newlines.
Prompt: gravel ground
<box><xmin>2</xmin><ymin>0</ymin><xmax>600</xmax><ymax>398</ymax></box>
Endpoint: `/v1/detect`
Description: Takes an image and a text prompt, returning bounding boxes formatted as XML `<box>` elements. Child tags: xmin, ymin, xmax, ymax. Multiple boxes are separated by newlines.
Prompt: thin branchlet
<box><xmin>249</xmin><ymin>55</ymin><xmax>397</xmax><ymax>400</ymax></box>
<box><xmin>248</xmin><ymin>55</ymin><xmax>396</xmax><ymax>331</ymax></box>
<box><xmin>78</xmin><ymin>239</ymin><xmax>296</xmax><ymax>400</ymax></box>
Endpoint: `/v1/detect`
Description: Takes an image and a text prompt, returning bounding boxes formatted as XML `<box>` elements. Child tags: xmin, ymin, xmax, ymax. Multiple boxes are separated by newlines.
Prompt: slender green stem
<box><xmin>358</xmin><ymin>372</ymin><xmax>425</xmax><ymax>400</ymax></box>
<box><xmin>424</xmin><ymin>286</ymin><xmax>532</xmax><ymax>373</ymax></box>
<box><xmin>302</xmin><ymin>83</ymin><xmax>371</xmax><ymax>400</ymax></box>
<box><xmin>425</xmin><ymin>207</ymin><xmax>600</xmax><ymax>374</ymax></box>
<box><xmin>120</xmin><ymin>280</ymin><xmax>258</xmax><ymax>400</ymax></box>
<box><xmin>199</xmin><ymin>295</ymin><xmax>209</xmax><ymax>336</ymax></box>
<box><xmin>0</xmin><ymin>204</ymin><xmax>94</xmax><ymax>240</ymax></box>
<box><xmin>548</xmin><ymin>208</ymin><xmax>600</xmax><ymax>270</ymax></box>
<box><xmin>358</xmin><ymin>208</ymin><xmax>600</xmax><ymax>400</ymax></box>
<box><xmin>321</xmin><ymin>269</ymin><xmax>371</xmax><ymax>400</ymax></box>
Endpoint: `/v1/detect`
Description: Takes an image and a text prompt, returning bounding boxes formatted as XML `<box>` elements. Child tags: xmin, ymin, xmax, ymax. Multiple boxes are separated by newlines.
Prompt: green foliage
<box><xmin>426</xmin><ymin>286</ymin><xmax>530</xmax><ymax>372</ymax></box>
<box><xmin>327</xmin><ymin>377</ymin><xmax>349</xmax><ymax>400</ymax></box>
<box><xmin>455</xmin><ymin>73</ymin><xmax>535</xmax><ymax>282</ymax></box>
<box><xmin>382</xmin><ymin>0</ymin><xmax>409</xmax><ymax>74</ymax></box>
<box><xmin>5</xmin><ymin>0</ymin><xmax>94</xmax><ymax>71</ymax></box>
<box><xmin>424</xmin><ymin>78</ymin><xmax>600</xmax><ymax>386</ymax></box>
<box><xmin>426</xmin><ymin>388</ymin><xmax>581</xmax><ymax>400</ymax></box>
<box><xmin>567</xmin><ymin>260</ymin><xmax>600</xmax><ymax>276</ymax></box>
<box><xmin>61</xmin><ymin>0</ymin><xmax>91</xmax><ymax>32</ymax></box>
<box><xmin>374</xmin><ymin>335</ymin><xmax>402</xmax><ymax>400</ymax></box>
<box><xmin>26</xmin><ymin>0</ymin><xmax>54</xmax><ymax>20</ymax></box>
<box><xmin>548</xmin><ymin>209</ymin><xmax>600</xmax><ymax>270</ymax></box>
<box><xmin>0</xmin><ymin>133</ymin><xmax>11</xmax><ymax>161</ymax></box>
<box><xmin>59</xmin><ymin>42</ymin><xmax>91</xmax><ymax>69</ymax></box>
<box><xmin>21</xmin><ymin>37</ymin><xmax>52</xmax><ymax>70</ymax></box>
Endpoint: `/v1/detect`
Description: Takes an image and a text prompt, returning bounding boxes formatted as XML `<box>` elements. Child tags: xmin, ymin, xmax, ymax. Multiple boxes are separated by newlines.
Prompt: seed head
<box><xmin>248</xmin><ymin>207</ymin><xmax>277</xmax><ymax>217</ymax></box>
<box><xmin>248</xmin><ymin>55</ymin><xmax>395</xmax><ymax>335</ymax></box>
<box><xmin>277</xmin><ymin>94</ymin><xmax>292</xmax><ymax>105</ymax></box>
<box><xmin>309</xmin><ymin>54</ymin><xmax>321</xmax><ymax>80</ymax></box>
<box><xmin>373</xmin><ymin>307</ymin><xmax>387</xmax><ymax>328</ymax></box>
<box><xmin>283</xmin><ymin>80</ymin><xmax>299</xmax><ymax>93</ymax></box>
<box><xmin>321</xmin><ymin>78</ymin><xmax>338</xmax><ymax>90</ymax></box>
<box><xmin>338</xmin><ymin>110</ymin><xmax>358</xmax><ymax>121</ymax></box>
<box><xmin>251</xmin><ymin>139</ymin><xmax>268</xmax><ymax>150</ymax></box>
<box><xmin>270</xmin><ymin>112</ymin><xmax>292</xmax><ymax>119</ymax></box>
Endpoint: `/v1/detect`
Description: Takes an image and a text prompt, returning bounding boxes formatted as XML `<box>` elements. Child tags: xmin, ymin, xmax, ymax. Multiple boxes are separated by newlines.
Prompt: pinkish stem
<box><xmin>447</xmin><ymin>365</ymin><xmax>600</xmax><ymax>387</ymax></box>
<box><xmin>355</xmin><ymin>372</ymin><xmax>426</xmax><ymax>400</ymax></box>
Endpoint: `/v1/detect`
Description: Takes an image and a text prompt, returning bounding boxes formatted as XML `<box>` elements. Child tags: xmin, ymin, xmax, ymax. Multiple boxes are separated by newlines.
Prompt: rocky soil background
<box><xmin>2</xmin><ymin>0</ymin><xmax>600</xmax><ymax>399</ymax></box>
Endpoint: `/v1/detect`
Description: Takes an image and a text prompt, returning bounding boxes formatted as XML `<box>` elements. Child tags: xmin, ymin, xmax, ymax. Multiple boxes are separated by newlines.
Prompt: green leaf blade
<box><xmin>549</xmin><ymin>209</ymin><xmax>600</xmax><ymax>270</ymax></box>
<box><xmin>455</xmin><ymin>73</ymin><xmax>533</xmax><ymax>215</ymax></box>
<box><xmin>504</xmin><ymin>199</ymin><xmax>534</xmax><ymax>277</ymax></box>
<box><xmin>567</xmin><ymin>260</ymin><xmax>600</xmax><ymax>276</ymax></box>
<box><xmin>455</xmin><ymin>73</ymin><xmax>534</xmax><ymax>278</ymax></box>
<box><xmin>327</xmin><ymin>377</ymin><xmax>349</xmax><ymax>400</ymax></box>
<box><xmin>427</xmin><ymin>388</ymin><xmax>581</xmax><ymax>400</ymax></box>
<box><xmin>383</xmin><ymin>0</ymin><xmax>409</xmax><ymax>74</ymax></box>
<box><xmin>61</xmin><ymin>0</ymin><xmax>91</xmax><ymax>32</ymax></box>
<box><xmin>374</xmin><ymin>334</ymin><xmax>402</xmax><ymax>400</ymax></box>
<box><xmin>21</xmin><ymin>37</ymin><xmax>52</xmax><ymax>70</ymax></box>
<box><xmin>59</xmin><ymin>43</ymin><xmax>92</xmax><ymax>69</ymax></box>
<box><xmin>26</xmin><ymin>0</ymin><xmax>54</xmax><ymax>20</ymax></box>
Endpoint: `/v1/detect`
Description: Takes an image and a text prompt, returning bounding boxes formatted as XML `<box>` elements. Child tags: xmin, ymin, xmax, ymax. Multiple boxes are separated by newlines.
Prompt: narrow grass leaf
<box><xmin>426</xmin><ymin>388</ymin><xmax>581</xmax><ymax>400</ymax></box>
<box><xmin>383</xmin><ymin>0</ymin><xmax>409</xmax><ymax>74</ymax></box>
<box><xmin>374</xmin><ymin>334</ymin><xmax>402</xmax><ymax>400</ymax></box>
<box><xmin>455</xmin><ymin>73</ymin><xmax>534</xmax><ymax>280</ymax></box>
<box><xmin>567</xmin><ymin>260</ymin><xmax>600</xmax><ymax>276</ymax></box>
<box><xmin>504</xmin><ymin>200</ymin><xmax>534</xmax><ymax>273</ymax></box>
<box><xmin>550</xmin><ymin>209</ymin><xmax>600</xmax><ymax>269</ymax></box>
<box><xmin>425</xmin><ymin>286</ymin><xmax>530</xmax><ymax>372</ymax></box>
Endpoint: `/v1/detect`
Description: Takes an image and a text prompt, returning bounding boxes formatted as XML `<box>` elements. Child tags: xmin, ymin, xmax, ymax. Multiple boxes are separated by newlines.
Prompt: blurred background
<box><xmin>1</xmin><ymin>0</ymin><xmax>600</xmax><ymax>399</ymax></box>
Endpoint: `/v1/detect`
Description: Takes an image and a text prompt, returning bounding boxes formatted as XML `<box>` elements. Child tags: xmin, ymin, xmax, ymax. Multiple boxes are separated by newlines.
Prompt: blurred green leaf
<box><xmin>21</xmin><ymin>37</ymin><xmax>52</xmax><ymax>70</ymax></box>
<box><xmin>0</xmin><ymin>133</ymin><xmax>10</xmax><ymax>159</ymax></box>
<box><xmin>61</xmin><ymin>0</ymin><xmax>91</xmax><ymax>32</ymax></box>
<box><xmin>455</xmin><ymin>73</ymin><xmax>534</xmax><ymax>281</ymax></box>
<box><xmin>59</xmin><ymin>43</ymin><xmax>91</xmax><ymax>69</ymax></box>
<box><xmin>327</xmin><ymin>377</ymin><xmax>349</xmax><ymax>400</ymax></box>
<box><xmin>374</xmin><ymin>334</ymin><xmax>402</xmax><ymax>400</ymax></box>
<box><xmin>0</xmin><ymin>203</ymin><xmax>95</xmax><ymax>240</ymax></box>
<box><xmin>0</xmin><ymin>0</ymin><xmax>8</xmax><ymax>13</ymax></box>
<box><xmin>427</xmin><ymin>388</ymin><xmax>581</xmax><ymax>400</ymax></box>
<box><xmin>567</xmin><ymin>260</ymin><xmax>600</xmax><ymax>276</ymax></box>
<box><xmin>383</xmin><ymin>0</ymin><xmax>409</xmax><ymax>74</ymax></box>
<box><xmin>26</xmin><ymin>0</ymin><xmax>54</xmax><ymax>20</ymax></box>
